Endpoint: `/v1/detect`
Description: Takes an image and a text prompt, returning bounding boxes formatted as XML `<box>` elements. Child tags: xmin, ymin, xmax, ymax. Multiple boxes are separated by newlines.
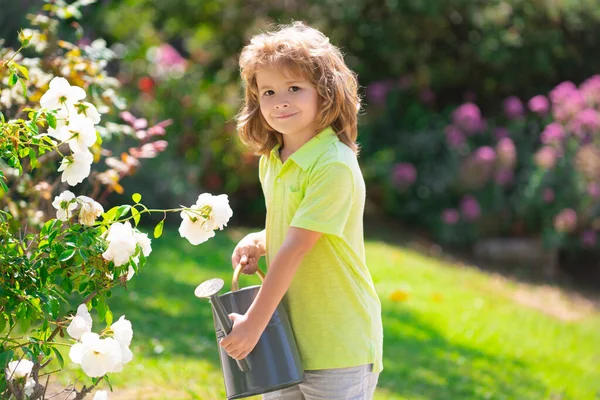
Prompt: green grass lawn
<box><xmin>56</xmin><ymin>227</ymin><xmax>600</xmax><ymax>399</ymax></box>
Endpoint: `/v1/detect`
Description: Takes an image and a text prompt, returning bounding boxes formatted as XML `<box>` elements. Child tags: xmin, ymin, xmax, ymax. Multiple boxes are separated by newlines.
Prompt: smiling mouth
<box><xmin>273</xmin><ymin>112</ymin><xmax>299</xmax><ymax>119</ymax></box>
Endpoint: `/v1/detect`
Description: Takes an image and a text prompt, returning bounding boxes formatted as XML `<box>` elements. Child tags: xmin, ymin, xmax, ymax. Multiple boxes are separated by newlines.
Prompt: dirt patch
<box><xmin>487</xmin><ymin>273</ymin><xmax>600</xmax><ymax>322</ymax></box>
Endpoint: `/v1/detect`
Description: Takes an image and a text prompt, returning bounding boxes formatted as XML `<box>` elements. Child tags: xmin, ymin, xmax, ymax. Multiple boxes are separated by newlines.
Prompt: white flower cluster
<box><xmin>52</xmin><ymin>190</ymin><xmax>104</xmax><ymax>226</ymax></box>
<box><xmin>179</xmin><ymin>193</ymin><xmax>233</xmax><ymax>245</ymax></box>
<box><xmin>67</xmin><ymin>304</ymin><xmax>133</xmax><ymax>378</ymax></box>
<box><xmin>103</xmin><ymin>221</ymin><xmax>152</xmax><ymax>273</ymax></box>
<box><xmin>5</xmin><ymin>359</ymin><xmax>35</xmax><ymax>396</ymax></box>
<box><xmin>41</xmin><ymin>77</ymin><xmax>102</xmax><ymax>186</ymax></box>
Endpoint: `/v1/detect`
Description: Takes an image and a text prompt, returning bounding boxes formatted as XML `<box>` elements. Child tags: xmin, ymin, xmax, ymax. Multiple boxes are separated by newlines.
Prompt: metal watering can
<box><xmin>194</xmin><ymin>263</ymin><xmax>304</xmax><ymax>399</ymax></box>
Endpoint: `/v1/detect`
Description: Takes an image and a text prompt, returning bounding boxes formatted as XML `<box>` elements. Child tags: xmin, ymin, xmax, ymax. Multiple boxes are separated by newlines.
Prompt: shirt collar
<box><xmin>270</xmin><ymin>126</ymin><xmax>339</xmax><ymax>170</ymax></box>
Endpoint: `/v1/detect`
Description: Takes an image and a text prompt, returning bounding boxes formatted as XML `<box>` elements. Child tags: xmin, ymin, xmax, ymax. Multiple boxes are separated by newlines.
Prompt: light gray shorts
<box><xmin>262</xmin><ymin>364</ymin><xmax>379</xmax><ymax>400</ymax></box>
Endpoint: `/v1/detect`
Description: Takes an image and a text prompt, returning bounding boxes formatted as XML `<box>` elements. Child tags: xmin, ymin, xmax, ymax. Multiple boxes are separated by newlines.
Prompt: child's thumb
<box><xmin>240</xmin><ymin>254</ymin><xmax>248</xmax><ymax>264</ymax></box>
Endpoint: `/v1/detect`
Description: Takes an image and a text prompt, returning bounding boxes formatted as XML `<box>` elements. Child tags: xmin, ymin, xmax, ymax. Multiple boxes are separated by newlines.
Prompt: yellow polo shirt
<box><xmin>259</xmin><ymin>126</ymin><xmax>383</xmax><ymax>373</ymax></box>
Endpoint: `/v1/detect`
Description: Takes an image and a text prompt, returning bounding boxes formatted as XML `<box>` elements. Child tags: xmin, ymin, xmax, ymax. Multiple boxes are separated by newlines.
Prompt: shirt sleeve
<box><xmin>290</xmin><ymin>162</ymin><xmax>354</xmax><ymax>237</ymax></box>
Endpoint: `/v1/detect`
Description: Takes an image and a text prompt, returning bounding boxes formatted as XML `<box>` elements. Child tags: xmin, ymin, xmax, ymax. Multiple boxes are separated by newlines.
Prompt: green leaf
<box><xmin>0</xmin><ymin>349</ymin><xmax>14</xmax><ymax>368</ymax></box>
<box><xmin>154</xmin><ymin>219</ymin><xmax>165</xmax><ymax>238</ymax></box>
<box><xmin>131</xmin><ymin>207</ymin><xmax>141</xmax><ymax>226</ymax></box>
<box><xmin>61</xmin><ymin>278</ymin><xmax>73</xmax><ymax>293</ymax></box>
<box><xmin>8</xmin><ymin>73</ymin><xmax>17</xmax><ymax>87</ymax></box>
<box><xmin>115</xmin><ymin>205</ymin><xmax>131</xmax><ymax>220</ymax></box>
<box><xmin>105</xmin><ymin>308</ymin><xmax>113</xmax><ymax>326</ymax></box>
<box><xmin>102</xmin><ymin>206</ymin><xmax>119</xmax><ymax>222</ymax></box>
<box><xmin>52</xmin><ymin>347</ymin><xmax>64</xmax><ymax>369</ymax></box>
<box><xmin>132</xmin><ymin>193</ymin><xmax>142</xmax><ymax>203</ymax></box>
<box><xmin>19</xmin><ymin>77</ymin><xmax>27</xmax><ymax>99</ymax></box>
<box><xmin>29</xmin><ymin>149</ymin><xmax>38</xmax><ymax>169</ymax></box>
<box><xmin>0</xmin><ymin>313</ymin><xmax>6</xmax><ymax>333</ymax></box>
<box><xmin>14</xmin><ymin>63</ymin><xmax>29</xmax><ymax>80</ymax></box>
<box><xmin>47</xmin><ymin>112</ymin><xmax>57</xmax><ymax>129</ymax></box>
<box><xmin>59</xmin><ymin>249</ymin><xmax>76</xmax><ymax>261</ymax></box>
<box><xmin>96</xmin><ymin>298</ymin><xmax>107</xmax><ymax>322</ymax></box>
<box><xmin>0</xmin><ymin>171</ymin><xmax>7</xmax><ymax>193</ymax></box>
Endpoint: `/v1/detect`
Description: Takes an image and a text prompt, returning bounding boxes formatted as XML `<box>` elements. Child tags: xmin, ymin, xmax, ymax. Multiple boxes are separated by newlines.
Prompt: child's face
<box><xmin>256</xmin><ymin>67</ymin><xmax>319</xmax><ymax>140</ymax></box>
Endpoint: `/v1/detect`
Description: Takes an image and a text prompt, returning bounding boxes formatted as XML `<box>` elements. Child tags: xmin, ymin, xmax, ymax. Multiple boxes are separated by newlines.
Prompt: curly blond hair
<box><xmin>236</xmin><ymin>21</ymin><xmax>360</xmax><ymax>156</ymax></box>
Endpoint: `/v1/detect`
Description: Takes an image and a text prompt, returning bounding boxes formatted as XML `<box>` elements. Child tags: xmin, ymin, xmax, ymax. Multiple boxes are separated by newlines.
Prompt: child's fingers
<box><xmin>242</xmin><ymin>257</ymin><xmax>257</xmax><ymax>275</ymax></box>
<box><xmin>231</xmin><ymin>249</ymin><xmax>247</xmax><ymax>269</ymax></box>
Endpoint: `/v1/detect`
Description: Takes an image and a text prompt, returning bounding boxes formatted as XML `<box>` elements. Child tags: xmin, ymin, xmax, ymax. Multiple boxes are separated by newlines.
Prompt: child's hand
<box><xmin>219</xmin><ymin>313</ymin><xmax>262</xmax><ymax>360</ymax></box>
<box><xmin>231</xmin><ymin>231</ymin><xmax>265</xmax><ymax>275</ymax></box>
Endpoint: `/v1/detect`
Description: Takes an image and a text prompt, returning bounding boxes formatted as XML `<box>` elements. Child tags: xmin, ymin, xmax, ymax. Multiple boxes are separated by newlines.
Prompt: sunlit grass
<box><xmin>54</xmin><ymin>228</ymin><xmax>600</xmax><ymax>399</ymax></box>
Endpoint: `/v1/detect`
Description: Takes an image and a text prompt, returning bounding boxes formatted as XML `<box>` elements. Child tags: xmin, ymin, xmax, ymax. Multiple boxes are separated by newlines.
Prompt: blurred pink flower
<box><xmin>552</xmin><ymin>90</ymin><xmax>586</xmax><ymax>122</ymax></box>
<box><xmin>367</xmin><ymin>80</ymin><xmax>394</xmax><ymax>105</ymax></box>
<box><xmin>452</xmin><ymin>103</ymin><xmax>484</xmax><ymax>134</ymax></box>
<box><xmin>581</xmin><ymin>230</ymin><xmax>597</xmax><ymax>247</ymax></box>
<box><xmin>543</xmin><ymin>188</ymin><xmax>555</xmax><ymax>203</ymax></box>
<box><xmin>392</xmin><ymin>162</ymin><xmax>417</xmax><ymax>188</ymax></box>
<box><xmin>540</xmin><ymin>122</ymin><xmax>565</xmax><ymax>146</ymax></box>
<box><xmin>474</xmin><ymin>146</ymin><xmax>496</xmax><ymax>162</ymax></box>
<box><xmin>442</xmin><ymin>208</ymin><xmax>460</xmax><ymax>225</ymax></box>
<box><xmin>570</xmin><ymin>108</ymin><xmax>600</xmax><ymax>136</ymax></box>
<box><xmin>119</xmin><ymin>111</ymin><xmax>136</xmax><ymax>124</ymax></box>
<box><xmin>460</xmin><ymin>195</ymin><xmax>481</xmax><ymax>221</ymax></box>
<box><xmin>503</xmin><ymin>96</ymin><xmax>525</xmax><ymax>120</ymax></box>
<box><xmin>549</xmin><ymin>81</ymin><xmax>578</xmax><ymax>104</ymax></box>
<box><xmin>528</xmin><ymin>95</ymin><xmax>550</xmax><ymax>115</ymax></box>
<box><xmin>553</xmin><ymin>208</ymin><xmax>577</xmax><ymax>233</ymax></box>
<box><xmin>579</xmin><ymin>75</ymin><xmax>600</xmax><ymax>108</ymax></box>
<box><xmin>133</xmin><ymin>118</ymin><xmax>148</xmax><ymax>130</ymax></box>
<box><xmin>534</xmin><ymin>146</ymin><xmax>558</xmax><ymax>169</ymax></box>
<box><xmin>444</xmin><ymin>125</ymin><xmax>465</xmax><ymax>148</ymax></box>
<box><xmin>494</xmin><ymin>169</ymin><xmax>514</xmax><ymax>186</ymax></box>
<box><xmin>148</xmin><ymin>119</ymin><xmax>173</xmax><ymax>136</ymax></box>
<box><xmin>493</xmin><ymin>127</ymin><xmax>510</xmax><ymax>140</ymax></box>
<box><xmin>496</xmin><ymin>138</ymin><xmax>516</xmax><ymax>167</ymax></box>
<box><xmin>156</xmin><ymin>43</ymin><xmax>186</xmax><ymax>67</ymax></box>
<box><xmin>587</xmin><ymin>182</ymin><xmax>600</xmax><ymax>199</ymax></box>
<box><xmin>129</xmin><ymin>140</ymin><xmax>169</xmax><ymax>159</ymax></box>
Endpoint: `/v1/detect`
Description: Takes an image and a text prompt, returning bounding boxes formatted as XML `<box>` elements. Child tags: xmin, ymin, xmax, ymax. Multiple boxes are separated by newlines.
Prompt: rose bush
<box><xmin>1</xmin><ymin>2</ymin><xmax>232</xmax><ymax>399</ymax></box>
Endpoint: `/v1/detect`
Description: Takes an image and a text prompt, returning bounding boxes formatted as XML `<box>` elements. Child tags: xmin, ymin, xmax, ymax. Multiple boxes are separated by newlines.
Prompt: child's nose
<box><xmin>274</xmin><ymin>102</ymin><xmax>290</xmax><ymax>109</ymax></box>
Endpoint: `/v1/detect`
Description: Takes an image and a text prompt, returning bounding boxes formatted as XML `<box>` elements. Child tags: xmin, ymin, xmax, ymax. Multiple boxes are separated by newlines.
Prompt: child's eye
<box><xmin>263</xmin><ymin>90</ymin><xmax>274</xmax><ymax>96</ymax></box>
<box><xmin>289</xmin><ymin>86</ymin><xmax>300</xmax><ymax>92</ymax></box>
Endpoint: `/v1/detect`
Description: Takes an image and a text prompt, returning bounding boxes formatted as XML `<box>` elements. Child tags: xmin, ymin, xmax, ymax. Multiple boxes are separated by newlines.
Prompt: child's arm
<box><xmin>219</xmin><ymin>226</ymin><xmax>321</xmax><ymax>360</ymax></box>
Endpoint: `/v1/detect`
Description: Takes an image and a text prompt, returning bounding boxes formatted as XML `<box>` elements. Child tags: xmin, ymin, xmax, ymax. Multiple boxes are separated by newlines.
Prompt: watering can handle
<box><xmin>232</xmin><ymin>262</ymin><xmax>266</xmax><ymax>291</ymax></box>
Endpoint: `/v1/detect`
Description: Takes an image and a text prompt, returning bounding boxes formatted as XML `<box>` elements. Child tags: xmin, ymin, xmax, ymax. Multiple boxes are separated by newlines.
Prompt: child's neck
<box><xmin>279</xmin><ymin>127</ymin><xmax>317</xmax><ymax>163</ymax></box>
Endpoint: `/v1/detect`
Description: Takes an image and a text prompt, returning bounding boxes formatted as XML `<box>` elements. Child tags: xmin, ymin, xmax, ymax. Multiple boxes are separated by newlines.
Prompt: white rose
<box><xmin>58</xmin><ymin>149</ymin><xmax>94</xmax><ymax>186</ymax></box>
<box><xmin>178</xmin><ymin>205</ymin><xmax>215</xmax><ymax>245</ymax></box>
<box><xmin>77</xmin><ymin>195</ymin><xmax>104</xmax><ymax>226</ymax></box>
<box><xmin>71</xmin><ymin>101</ymin><xmax>101</xmax><ymax>124</ymax></box>
<box><xmin>24</xmin><ymin>378</ymin><xmax>36</xmax><ymax>396</ymax></box>
<box><xmin>93</xmin><ymin>390</ymin><xmax>109</xmax><ymax>400</ymax></box>
<box><xmin>5</xmin><ymin>359</ymin><xmax>33</xmax><ymax>379</ymax></box>
<box><xmin>51</xmin><ymin>190</ymin><xmax>78</xmax><ymax>220</ymax></box>
<box><xmin>69</xmin><ymin>332</ymin><xmax>123</xmax><ymax>377</ymax></box>
<box><xmin>194</xmin><ymin>193</ymin><xmax>233</xmax><ymax>231</ymax></box>
<box><xmin>40</xmin><ymin>77</ymin><xmax>85</xmax><ymax>110</ymax></box>
<box><xmin>133</xmin><ymin>231</ymin><xmax>152</xmax><ymax>257</ymax></box>
<box><xmin>102</xmin><ymin>221</ymin><xmax>137</xmax><ymax>266</ymax></box>
<box><xmin>60</xmin><ymin>114</ymin><xmax>97</xmax><ymax>153</ymax></box>
<box><xmin>111</xmin><ymin>316</ymin><xmax>134</xmax><ymax>364</ymax></box>
<box><xmin>66</xmin><ymin>304</ymin><xmax>93</xmax><ymax>341</ymax></box>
